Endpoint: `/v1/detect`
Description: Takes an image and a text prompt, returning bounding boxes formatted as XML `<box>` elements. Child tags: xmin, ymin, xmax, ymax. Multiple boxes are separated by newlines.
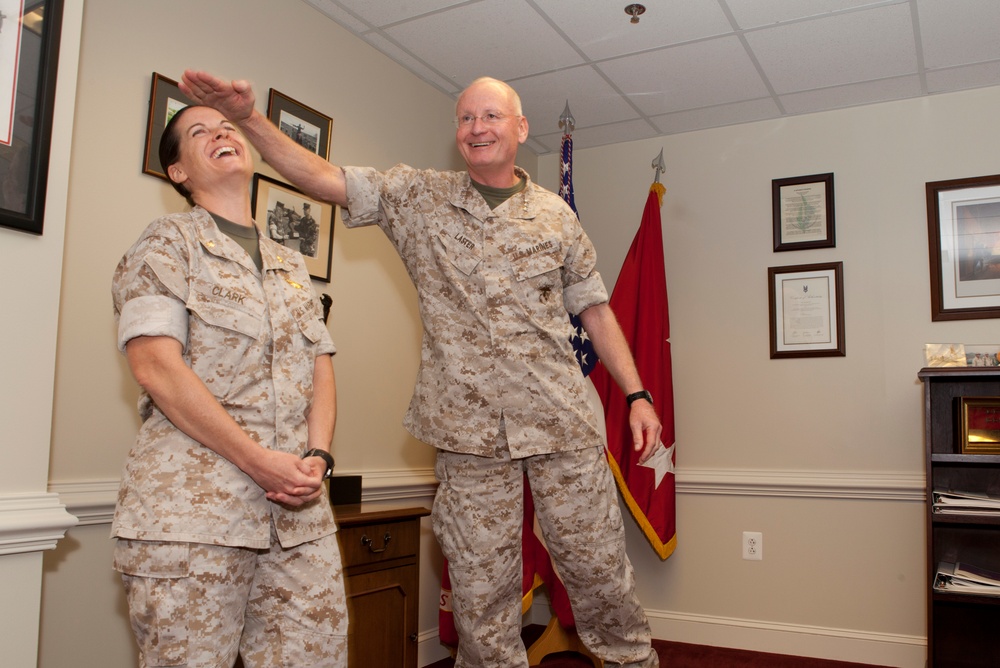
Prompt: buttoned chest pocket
<box><xmin>187</xmin><ymin>282</ymin><xmax>266</xmax><ymax>341</ymax></box>
<box><xmin>436</xmin><ymin>228</ymin><xmax>483</xmax><ymax>276</ymax></box>
<box><xmin>285</xmin><ymin>286</ymin><xmax>327</xmax><ymax>346</ymax></box>
<box><xmin>510</xmin><ymin>248</ymin><xmax>565</xmax><ymax>319</ymax></box>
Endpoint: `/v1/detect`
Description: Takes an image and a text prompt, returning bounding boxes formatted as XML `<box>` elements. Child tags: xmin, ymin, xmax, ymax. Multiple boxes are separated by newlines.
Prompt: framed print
<box><xmin>958</xmin><ymin>397</ymin><xmax>1000</xmax><ymax>454</ymax></box>
<box><xmin>142</xmin><ymin>72</ymin><xmax>195</xmax><ymax>181</ymax></box>
<box><xmin>927</xmin><ymin>175</ymin><xmax>1000</xmax><ymax>321</ymax></box>
<box><xmin>768</xmin><ymin>261</ymin><xmax>845</xmax><ymax>359</ymax></box>
<box><xmin>266</xmin><ymin>89</ymin><xmax>331</xmax><ymax>160</ymax></box>
<box><xmin>772</xmin><ymin>173</ymin><xmax>835</xmax><ymax>252</ymax></box>
<box><xmin>251</xmin><ymin>173</ymin><xmax>334</xmax><ymax>282</ymax></box>
<box><xmin>0</xmin><ymin>0</ymin><xmax>64</xmax><ymax>235</ymax></box>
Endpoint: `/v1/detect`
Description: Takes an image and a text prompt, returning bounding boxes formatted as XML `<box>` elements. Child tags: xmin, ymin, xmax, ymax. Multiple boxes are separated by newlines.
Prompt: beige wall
<box><xmin>535</xmin><ymin>86</ymin><xmax>1000</xmax><ymax>664</ymax></box>
<box><xmin>29</xmin><ymin>0</ymin><xmax>1000</xmax><ymax>666</ymax></box>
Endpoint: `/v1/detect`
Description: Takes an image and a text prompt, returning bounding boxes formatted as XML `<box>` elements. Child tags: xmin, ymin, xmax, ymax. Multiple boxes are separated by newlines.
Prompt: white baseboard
<box><xmin>646</xmin><ymin>608</ymin><xmax>926</xmax><ymax>668</ymax></box>
<box><xmin>508</xmin><ymin>598</ymin><xmax>926</xmax><ymax>668</ymax></box>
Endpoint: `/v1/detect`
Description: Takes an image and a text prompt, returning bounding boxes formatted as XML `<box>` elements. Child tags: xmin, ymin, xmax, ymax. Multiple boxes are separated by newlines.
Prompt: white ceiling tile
<box><xmin>650</xmin><ymin>98</ymin><xmax>783</xmax><ymax>136</ymax></box>
<box><xmin>917</xmin><ymin>0</ymin><xmax>1000</xmax><ymax>69</ymax></box>
<box><xmin>599</xmin><ymin>36</ymin><xmax>769</xmax><ymax>116</ymax></box>
<box><xmin>745</xmin><ymin>3</ymin><xmax>917</xmax><ymax>94</ymax></box>
<box><xmin>926</xmin><ymin>63</ymin><xmax>1000</xmax><ymax>94</ymax></box>
<box><xmin>332</xmin><ymin>0</ymin><xmax>472</xmax><ymax>27</ymax></box>
<box><xmin>298</xmin><ymin>0</ymin><xmax>1000</xmax><ymax>154</ymax></box>
<box><xmin>535</xmin><ymin>119</ymin><xmax>661</xmax><ymax>152</ymax></box>
<box><xmin>533</xmin><ymin>0</ymin><xmax>733</xmax><ymax>61</ymax></box>
<box><xmin>383</xmin><ymin>0</ymin><xmax>584</xmax><ymax>85</ymax></box>
<box><xmin>724</xmin><ymin>0</ymin><xmax>900</xmax><ymax>29</ymax></box>
<box><xmin>510</xmin><ymin>66</ymin><xmax>640</xmax><ymax>134</ymax></box>
<box><xmin>779</xmin><ymin>75</ymin><xmax>923</xmax><ymax>115</ymax></box>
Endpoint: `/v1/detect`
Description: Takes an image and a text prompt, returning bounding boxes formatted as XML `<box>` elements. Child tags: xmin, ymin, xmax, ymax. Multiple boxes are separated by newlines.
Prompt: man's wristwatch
<box><xmin>302</xmin><ymin>448</ymin><xmax>335</xmax><ymax>479</ymax></box>
<box><xmin>626</xmin><ymin>390</ymin><xmax>653</xmax><ymax>407</ymax></box>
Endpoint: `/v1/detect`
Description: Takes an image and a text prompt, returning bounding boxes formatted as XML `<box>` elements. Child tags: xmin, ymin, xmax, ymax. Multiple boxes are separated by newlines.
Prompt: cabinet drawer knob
<box><xmin>361</xmin><ymin>531</ymin><xmax>392</xmax><ymax>553</ymax></box>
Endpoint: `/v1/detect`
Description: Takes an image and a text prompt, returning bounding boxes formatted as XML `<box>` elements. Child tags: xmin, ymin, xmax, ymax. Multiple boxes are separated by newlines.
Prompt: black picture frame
<box><xmin>266</xmin><ymin>89</ymin><xmax>331</xmax><ymax>161</ymax></box>
<box><xmin>251</xmin><ymin>173</ymin><xmax>334</xmax><ymax>283</ymax></box>
<box><xmin>772</xmin><ymin>172</ymin><xmax>836</xmax><ymax>252</ymax></box>
<box><xmin>0</xmin><ymin>0</ymin><xmax>64</xmax><ymax>235</ymax></box>
<box><xmin>768</xmin><ymin>261</ymin><xmax>845</xmax><ymax>359</ymax></box>
<box><xmin>142</xmin><ymin>72</ymin><xmax>195</xmax><ymax>181</ymax></box>
<box><xmin>926</xmin><ymin>174</ymin><xmax>1000</xmax><ymax>321</ymax></box>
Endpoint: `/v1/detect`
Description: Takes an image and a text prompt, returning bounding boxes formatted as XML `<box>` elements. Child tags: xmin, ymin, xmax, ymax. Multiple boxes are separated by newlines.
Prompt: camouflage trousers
<box><xmin>114</xmin><ymin>525</ymin><xmax>348</xmax><ymax>667</ymax></box>
<box><xmin>433</xmin><ymin>440</ymin><xmax>658</xmax><ymax>668</ymax></box>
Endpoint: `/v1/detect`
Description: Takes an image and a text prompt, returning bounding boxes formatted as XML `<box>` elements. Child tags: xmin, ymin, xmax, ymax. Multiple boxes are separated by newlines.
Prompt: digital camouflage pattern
<box><xmin>111</xmin><ymin>207</ymin><xmax>336</xmax><ymax>548</ymax></box>
<box><xmin>115</xmin><ymin>530</ymin><xmax>348</xmax><ymax>667</ymax></box>
<box><xmin>434</xmin><ymin>443</ymin><xmax>656</xmax><ymax>668</ymax></box>
<box><xmin>342</xmin><ymin>164</ymin><xmax>608</xmax><ymax>457</ymax></box>
<box><xmin>112</xmin><ymin>207</ymin><xmax>346</xmax><ymax>666</ymax></box>
<box><xmin>343</xmin><ymin>166</ymin><xmax>655</xmax><ymax>667</ymax></box>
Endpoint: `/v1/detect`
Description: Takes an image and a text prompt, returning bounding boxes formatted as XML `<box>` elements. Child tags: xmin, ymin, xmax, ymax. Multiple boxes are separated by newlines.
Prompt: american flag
<box><xmin>562</xmin><ymin>131</ymin><xmax>598</xmax><ymax>376</ymax></box>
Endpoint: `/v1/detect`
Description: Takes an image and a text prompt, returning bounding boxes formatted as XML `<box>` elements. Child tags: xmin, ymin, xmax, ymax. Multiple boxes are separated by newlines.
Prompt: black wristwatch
<box><xmin>626</xmin><ymin>390</ymin><xmax>653</xmax><ymax>407</ymax></box>
<box><xmin>302</xmin><ymin>448</ymin><xmax>335</xmax><ymax>479</ymax></box>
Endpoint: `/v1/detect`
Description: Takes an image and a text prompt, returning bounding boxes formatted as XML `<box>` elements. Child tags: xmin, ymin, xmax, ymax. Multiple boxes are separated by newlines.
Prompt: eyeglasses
<box><xmin>454</xmin><ymin>112</ymin><xmax>519</xmax><ymax>128</ymax></box>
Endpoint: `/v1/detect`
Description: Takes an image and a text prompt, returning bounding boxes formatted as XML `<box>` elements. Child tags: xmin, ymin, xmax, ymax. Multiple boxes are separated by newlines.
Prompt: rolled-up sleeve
<box><xmin>117</xmin><ymin>295</ymin><xmax>189</xmax><ymax>352</ymax></box>
<box><xmin>340</xmin><ymin>166</ymin><xmax>382</xmax><ymax>228</ymax></box>
<box><xmin>564</xmin><ymin>272</ymin><xmax>608</xmax><ymax>315</ymax></box>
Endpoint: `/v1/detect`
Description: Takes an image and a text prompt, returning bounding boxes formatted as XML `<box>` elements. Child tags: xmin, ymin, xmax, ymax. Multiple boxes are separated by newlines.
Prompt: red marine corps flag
<box><xmin>590</xmin><ymin>167</ymin><xmax>677</xmax><ymax>560</ymax></box>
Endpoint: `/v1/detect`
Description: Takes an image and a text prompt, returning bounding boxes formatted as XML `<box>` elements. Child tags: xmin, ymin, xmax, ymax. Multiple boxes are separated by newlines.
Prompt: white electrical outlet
<box><xmin>742</xmin><ymin>531</ymin><xmax>763</xmax><ymax>560</ymax></box>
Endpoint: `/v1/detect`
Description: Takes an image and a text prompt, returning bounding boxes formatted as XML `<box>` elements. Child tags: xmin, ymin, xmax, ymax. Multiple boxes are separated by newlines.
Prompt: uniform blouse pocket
<box><xmin>437</xmin><ymin>228</ymin><xmax>483</xmax><ymax>276</ymax></box>
<box><xmin>187</xmin><ymin>284</ymin><xmax>265</xmax><ymax>340</ymax></box>
<box><xmin>510</xmin><ymin>247</ymin><xmax>562</xmax><ymax>282</ymax></box>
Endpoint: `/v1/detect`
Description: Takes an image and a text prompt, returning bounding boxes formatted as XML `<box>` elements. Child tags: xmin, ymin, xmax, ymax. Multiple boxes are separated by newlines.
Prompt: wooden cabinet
<box><xmin>334</xmin><ymin>503</ymin><xmax>431</xmax><ymax>668</ymax></box>
<box><xmin>919</xmin><ymin>367</ymin><xmax>1000</xmax><ymax>667</ymax></box>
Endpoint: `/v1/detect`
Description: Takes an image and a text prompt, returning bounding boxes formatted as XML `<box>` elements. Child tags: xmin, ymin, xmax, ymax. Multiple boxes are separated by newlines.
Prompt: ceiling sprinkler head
<box><xmin>625</xmin><ymin>3</ymin><xmax>646</xmax><ymax>24</ymax></box>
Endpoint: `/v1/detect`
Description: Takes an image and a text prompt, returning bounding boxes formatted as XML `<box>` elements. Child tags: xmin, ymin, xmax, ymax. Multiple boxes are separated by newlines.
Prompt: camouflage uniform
<box><xmin>111</xmin><ymin>207</ymin><xmax>347</xmax><ymax>667</ymax></box>
<box><xmin>342</xmin><ymin>165</ymin><xmax>656</xmax><ymax>668</ymax></box>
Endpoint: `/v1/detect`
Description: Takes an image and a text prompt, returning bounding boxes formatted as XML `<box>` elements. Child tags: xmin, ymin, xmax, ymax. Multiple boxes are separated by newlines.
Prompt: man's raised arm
<box><xmin>180</xmin><ymin>70</ymin><xmax>348</xmax><ymax>207</ymax></box>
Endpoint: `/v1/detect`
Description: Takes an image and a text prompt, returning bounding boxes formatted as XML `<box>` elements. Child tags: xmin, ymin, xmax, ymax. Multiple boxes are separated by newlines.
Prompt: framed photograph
<box><xmin>958</xmin><ymin>397</ymin><xmax>1000</xmax><ymax>454</ymax></box>
<box><xmin>772</xmin><ymin>173</ymin><xmax>835</xmax><ymax>252</ymax></box>
<box><xmin>266</xmin><ymin>89</ymin><xmax>331</xmax><ymax>161</ymax></box>
<box><xmin>768</xmin><ymin>261</ymin><xmax>845</xmax><ymax>359</ymax></box>
<box><xmin>927</xmin><ymin>175</ymin><xmax>1000</xmax><ymax>321</ymax></box>
<box><xmin>142</xmin><ymin>72</ymin><xmax>195</xmax><ymax>181</ymax></box>
<box><xmin>251</xmin><ymin>173</ymin><xmax>334</xmax><ymax>282</ymax></box>
<box><xmin>0</xmin><ymin>0</ymin><xmax>64</xmax><ymax>235</ymax></box>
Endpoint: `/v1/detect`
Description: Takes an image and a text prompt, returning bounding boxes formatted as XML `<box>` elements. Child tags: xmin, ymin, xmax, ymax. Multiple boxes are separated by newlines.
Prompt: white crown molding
<box><xmin>676</xmin><ymin>468</ymin><xmax>925</xmax><ymax>501</ymax></box>
<box><xmin>0</xmin><ymin>492</ymin><xmax>79</xmax><ymax>555</ymax></box>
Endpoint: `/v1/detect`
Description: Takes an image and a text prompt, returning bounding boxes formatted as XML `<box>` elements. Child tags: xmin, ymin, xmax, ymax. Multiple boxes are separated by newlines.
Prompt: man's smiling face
<box><xmin>455</xmin><ymin>79</ymin><xmax>528</xmax><ymax>188</ymax></box>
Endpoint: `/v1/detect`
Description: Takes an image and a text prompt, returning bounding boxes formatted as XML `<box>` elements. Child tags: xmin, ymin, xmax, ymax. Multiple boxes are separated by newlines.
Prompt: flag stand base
<box><xmin>525</xmin><ymin>615</ymin><xmax>603</xmax><ymax>667</ymax></box>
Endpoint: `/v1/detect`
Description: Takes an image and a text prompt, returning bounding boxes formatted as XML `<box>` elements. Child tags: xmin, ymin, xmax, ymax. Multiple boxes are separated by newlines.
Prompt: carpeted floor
<box><xmin>424</xmin><ymin>625</ymin><xmax>889</xmax><ymax>668</ymax></box>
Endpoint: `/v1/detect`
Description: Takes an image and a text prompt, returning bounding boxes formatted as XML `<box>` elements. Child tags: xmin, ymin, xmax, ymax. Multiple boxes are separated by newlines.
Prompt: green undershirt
<box><xmin>211</xmin><ymin>212</ymin><xmax>262</xmax><ymax>272</ymax></box>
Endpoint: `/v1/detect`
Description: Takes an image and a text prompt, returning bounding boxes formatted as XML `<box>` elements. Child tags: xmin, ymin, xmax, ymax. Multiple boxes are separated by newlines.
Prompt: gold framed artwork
<box><xmin>958</xmin><ymin>397</ymin><xmax>1000</xmax><ymax>454</ymax></box>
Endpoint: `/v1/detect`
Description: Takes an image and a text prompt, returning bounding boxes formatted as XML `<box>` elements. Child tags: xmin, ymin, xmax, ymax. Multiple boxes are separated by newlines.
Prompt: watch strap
<box><xmin>302</xmin><ymin>448</ymin><xmax>335</xmax><ymax>479</ymax></box>
<box><xmin>626</xmin><ymin>390</ymin><xmax>653</xmax><ymax>407</ymax></box>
